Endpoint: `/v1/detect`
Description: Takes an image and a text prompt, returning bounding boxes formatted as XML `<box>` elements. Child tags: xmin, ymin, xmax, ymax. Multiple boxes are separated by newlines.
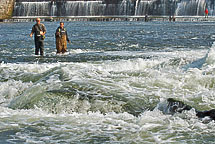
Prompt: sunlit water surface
<box><xmin>1</xmin><ymin>21</ymin><xmax>215</xmax><ymax>143</ymax></box>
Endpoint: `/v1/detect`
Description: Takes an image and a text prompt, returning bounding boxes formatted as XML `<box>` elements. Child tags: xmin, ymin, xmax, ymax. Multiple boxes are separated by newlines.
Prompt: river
<box><xmin>1</xmin><ymin>21</ymin><xmax>215</xmax><ymax>143</ymax></box>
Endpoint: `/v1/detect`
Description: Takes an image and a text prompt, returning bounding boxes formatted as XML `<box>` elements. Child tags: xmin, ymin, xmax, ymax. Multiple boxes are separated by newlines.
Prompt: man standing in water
<box><xmin>55</xmin><ymin>22</ymin><xmax>71</xmax><ymax>54</ymax></box>
<box><xmin>29</xmin><ymin>18</ymin><xmax>46</xmax><ymax>56</ymax></box>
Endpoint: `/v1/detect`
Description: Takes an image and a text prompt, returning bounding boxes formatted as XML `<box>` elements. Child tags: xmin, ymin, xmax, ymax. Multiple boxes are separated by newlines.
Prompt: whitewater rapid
<box><xmin>1</xmin><ymin>21</ymin><xmax>215</xmax><ymax>143</ymax></box>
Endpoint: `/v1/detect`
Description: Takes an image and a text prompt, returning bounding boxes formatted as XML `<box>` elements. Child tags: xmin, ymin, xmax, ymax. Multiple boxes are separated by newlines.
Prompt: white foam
<box><xmin>0</xmin><ymin>80</ymin><xmax>32</xmax><ymax>107</ymax></box>
<box><xmin>205</xmin><ymin>41</ymin><xmax>215</xmax><ymax>66</ymax></box>
<box><xmin>0</xmin><ymin>63</ymin><xmax>60</xmax><ymax>74</ymax></box>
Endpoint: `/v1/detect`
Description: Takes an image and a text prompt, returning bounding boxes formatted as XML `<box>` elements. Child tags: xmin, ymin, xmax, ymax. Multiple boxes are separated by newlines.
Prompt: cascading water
<box><xmin>174</xmin><ymin>0</ymin><xmax>206</xmax><ymax>16</ymax></box>
<box><xmin>12</xmin><ymin>0</ymin><xmax>215</xmax><ymax>17</ymax></box>
<box><xmin>13</xmin><ymin>2</ymin><xmax>52</xmax><ymax>16</ymax></box>
<box><xmin>13</xmin><ymin>0</ymin><xmax>136</xmax><ymax>17</ymax></box>
<box><xmin>50</xmin><ymin>1</ymin><xmax>56</xmax><ymax>16</ymax></box>
<box><xmin>134</xmin><ymin>0</ymin><xmax>206</xmax><ymax>16</ymax></box>
<box><xmin>207</xmin><ymin>0</ymin><xmax>215</xmax><ymax>15</ymax></box>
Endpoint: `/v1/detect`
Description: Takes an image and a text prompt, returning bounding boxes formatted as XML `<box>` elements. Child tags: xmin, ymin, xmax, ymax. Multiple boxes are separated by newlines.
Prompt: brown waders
<box><xmin>56</xmin><ymin>34</ymin><xmax>67</xmax><ymax>54</ymax></box>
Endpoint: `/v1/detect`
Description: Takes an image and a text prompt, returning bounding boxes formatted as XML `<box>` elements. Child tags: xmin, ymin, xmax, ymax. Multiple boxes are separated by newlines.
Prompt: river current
<box><xmin>1</xmin><ymin>21</ymin><xmax>215</xmax><ymax>143</ymax></box>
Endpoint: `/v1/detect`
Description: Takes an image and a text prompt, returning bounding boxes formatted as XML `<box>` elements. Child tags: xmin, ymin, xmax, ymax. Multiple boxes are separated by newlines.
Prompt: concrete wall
<box><xmin>0</xmin><ymin>0</ymin><xmax>15</xmax><ymax>19</ymax></box>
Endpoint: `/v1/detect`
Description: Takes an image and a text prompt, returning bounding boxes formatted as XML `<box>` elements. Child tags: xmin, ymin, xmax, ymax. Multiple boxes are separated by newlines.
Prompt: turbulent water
<box><xmin>1</xmin><ymin>21</ymin><xmax>215</xmax><ymax>143</ymax></box>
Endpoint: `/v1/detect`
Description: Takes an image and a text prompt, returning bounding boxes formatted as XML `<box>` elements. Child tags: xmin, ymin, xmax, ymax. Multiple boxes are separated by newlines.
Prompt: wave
<box><xmin>182</xmin><ymin>41</ymin><xmax>215</xmax><ymax>71</ymax></box>
<box><xmin>5</xmin><ymin>59</ymin><xmax>162</xmax><ymax>115</ymax></box>
<box><xmin>3</xmin><ymin>45</ymin><xmax>215</xmax><ymax>116</ymax></box>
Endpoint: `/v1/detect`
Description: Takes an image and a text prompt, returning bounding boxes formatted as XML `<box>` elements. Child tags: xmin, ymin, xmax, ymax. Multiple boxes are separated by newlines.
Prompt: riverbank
<box><xmin>1</xmin><ymin>16</ymin><xmax>214</xmax><ymax>22</ymax></box>
<box><xmin>0</xmin><ymin>0</ymin><xmax>15</xmax><ymax>19</ymax></box>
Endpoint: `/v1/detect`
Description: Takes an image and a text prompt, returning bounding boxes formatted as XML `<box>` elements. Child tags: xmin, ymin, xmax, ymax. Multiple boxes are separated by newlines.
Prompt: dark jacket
<box><xmin>55</xmin><ymin>27</ymin><xmax>70</xmax><ymax>42</ymax></box>
<box><xmin>32</xmin><ymin>24</ymin><xmax>46</xmax><ymax>41</ymax></box>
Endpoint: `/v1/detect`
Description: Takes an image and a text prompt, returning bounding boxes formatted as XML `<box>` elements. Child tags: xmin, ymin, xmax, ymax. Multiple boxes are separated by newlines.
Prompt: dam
<box><xmin>12</xmin><ymin>0</ymin><xmax>214</xmax><ymax>17</ymax></box>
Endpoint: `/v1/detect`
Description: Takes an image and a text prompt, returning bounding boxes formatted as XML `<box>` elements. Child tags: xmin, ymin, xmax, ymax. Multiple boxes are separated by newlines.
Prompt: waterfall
<box><xmin>12</xmin><ymin>0</ymin><xmax>214</xmax><ymax>17</ymax></box>
<box><xmin>207</xmin><ymin>0</ymin><xmax>215</xmax><ymax>15</ymax></box>
<box><xmin>134</xmin><ymin>0</ymin><xmax>140</xmax><ymax>16</ymax></box>
<box><xmin>58</xmin><ymin>1</ymin><xmax>107</xmax><ymax>16</ymax></box>
<box><xmin>135</xmin><ymin>0</ymin><xmax>171</xmax><ymax>16</ymax></box>
<box><xmin>119</xmin><ymin>0</ymin><xmax>135</xmax><ymax>16</ymax></box>
<box><xmin>13</xmin><ymin>0</ymin><xmax>136</xmax><ymax>17</ymax></box>
<box><xmin>174</xmin><ymin>0</ymin><xmax>206</xmax><ymax>16</ymax></box>
<box><xmin>197</xmin><ymin>0</ymin><xmax>206</xmax><ymax>16</ymax></box>
<box><xmin>135</xmin><ymin>0</ymin><xmax>154</xmax><ymax>16</ymax></box>
<box><xmin>50</xmin><ymin>1</ymin><xmax>56</xmax><ymax>16</ymax></box>
<box><xmin>13</xmin><ymin>2</ymin><xmax>51</xmax><ymax>16</ymax></box>
<box><xmin>134</xmin><ymin>0</ymin><xmax>206</xmax><ymax>16</ymax></box>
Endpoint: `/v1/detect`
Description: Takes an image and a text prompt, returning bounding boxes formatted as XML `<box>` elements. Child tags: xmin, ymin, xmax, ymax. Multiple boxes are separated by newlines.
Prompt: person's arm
<box><xmin>55</xmin><ymin>27</ymin><xmax>61</xmax><ymax>38</ymax></box>
<box><xmin>29</xmin><ymin>26</ymin><xmax>34</xmax><ymax>37</ymax></box>
<box><xmin>41</xmin><ymin>24</ymin><xmax>46</xmax><ymax>35</ymax></box>
<box><xmin>30</xmin><ymin>32</ymin><xmax>34</xmax><ymax>37</ymax></box>
<box><xmin>66</xmin><ymin>30</ymin><xmax>71</xmax><ymax>43</ymax></box>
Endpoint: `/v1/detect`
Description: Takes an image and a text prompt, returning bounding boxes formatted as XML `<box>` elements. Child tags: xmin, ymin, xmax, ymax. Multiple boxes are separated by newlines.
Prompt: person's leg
<box><xmin>39</xmin><ymin>41</ymin><xmax>44</xmax><ymax>56</ymax></box>
<box><xmin>56</xmin><ymin>38</ymin><xmax>62</xmax><ymax>54</ymax></box>
<box><xmin>35</xmin><ymin>40</ymin><xmax>39</xmax><ymax>55</ymax></box>
<box><xmin>61</xmin><ymin>35</ymin><xmax>67</xmax><ymax>54</ymax></box>
<box><xmin>62</xmin><ymin>43</ymin><xmax>67</xmax><ymax>54</ymax></box>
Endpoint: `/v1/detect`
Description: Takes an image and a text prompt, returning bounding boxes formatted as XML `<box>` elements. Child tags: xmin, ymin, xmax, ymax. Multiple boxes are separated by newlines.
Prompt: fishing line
<box><xmin>64</xmin><ymin>22</ymin><xmax>72</xmax><ymax>46</ymax></box>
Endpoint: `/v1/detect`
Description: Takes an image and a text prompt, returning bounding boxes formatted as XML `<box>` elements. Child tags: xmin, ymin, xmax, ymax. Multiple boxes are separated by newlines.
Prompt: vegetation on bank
<box><xmin>0</xmin><ymin>0</ymin><xmax>15</xmax><ymax>19</ymax></box>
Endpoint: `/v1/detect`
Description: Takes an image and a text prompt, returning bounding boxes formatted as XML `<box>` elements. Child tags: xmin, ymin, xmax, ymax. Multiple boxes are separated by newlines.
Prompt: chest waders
<box><xmin>34</xmin><ymin>24</ymin><xmax>44</xmax><ymax>56</ymax></box>
<box><xmin>56</xmin><ymin>28</ymin><xmax>67</xmax><ymax>54</ymax></box>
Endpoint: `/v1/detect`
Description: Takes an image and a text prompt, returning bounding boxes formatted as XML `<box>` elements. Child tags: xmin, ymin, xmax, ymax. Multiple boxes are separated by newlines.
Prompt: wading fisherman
<box><xmin>29</xmin><ymin>18</ymin><xmax>46</xmax><ymax>56</ymax></box>
<box><xmin>55</xmin><ymin>22</ymin><xmax>71</xmax><ymax>54</ymax></box>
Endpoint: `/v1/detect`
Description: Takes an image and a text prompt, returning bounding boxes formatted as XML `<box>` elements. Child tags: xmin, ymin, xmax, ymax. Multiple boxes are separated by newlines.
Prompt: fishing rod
<box><xmin>64</xmin><ymin>22</ymin><xmax>72</xmax><ymax>45</ymax></box>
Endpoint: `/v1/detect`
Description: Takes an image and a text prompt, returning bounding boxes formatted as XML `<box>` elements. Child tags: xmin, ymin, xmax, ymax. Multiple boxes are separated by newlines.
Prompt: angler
<box><xmin>55</xmin><ymin>22</ymin><xmax>71</xmax><ymax>54</ymax></box>
<box><xmin>29</xmin><ymin>18</ymin><xmax>46</xmax><ymax>56</ymax></box>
